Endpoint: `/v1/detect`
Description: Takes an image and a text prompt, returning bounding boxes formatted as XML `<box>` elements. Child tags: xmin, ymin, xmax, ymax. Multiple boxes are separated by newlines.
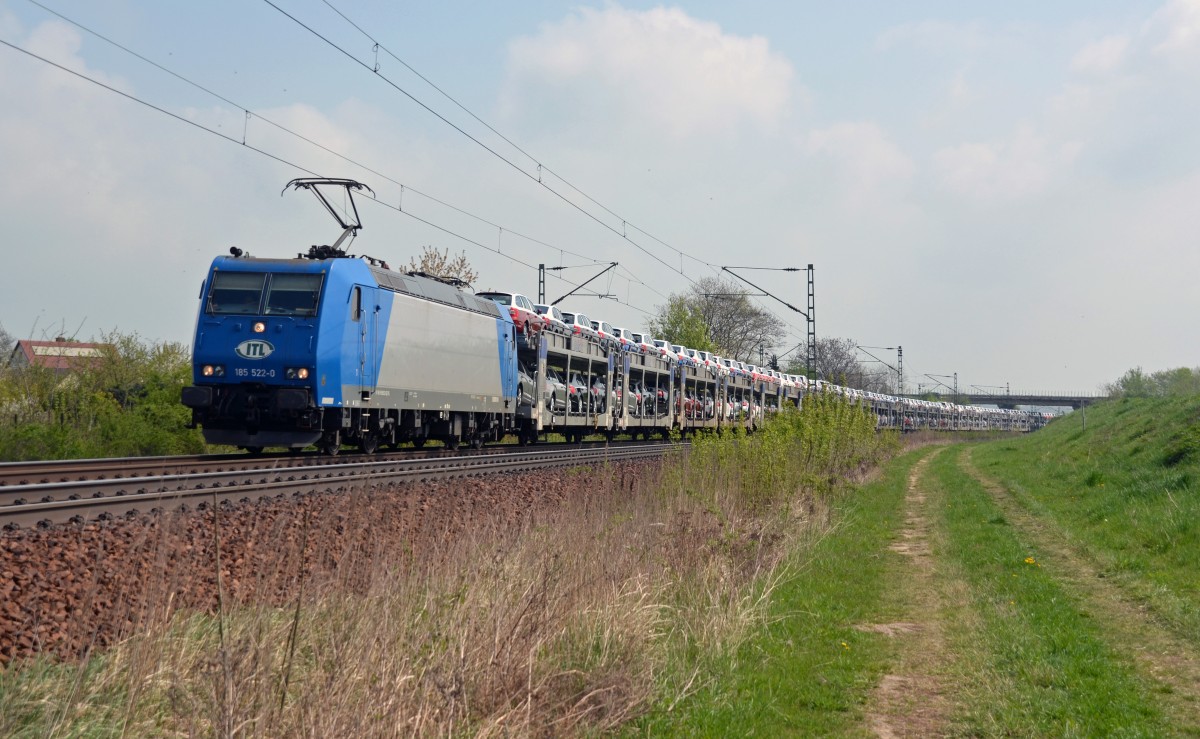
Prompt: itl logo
<box><xmin>234</xmin><ymin>339</ymin><xmax>275</xmax><ymax>360</ymax></box>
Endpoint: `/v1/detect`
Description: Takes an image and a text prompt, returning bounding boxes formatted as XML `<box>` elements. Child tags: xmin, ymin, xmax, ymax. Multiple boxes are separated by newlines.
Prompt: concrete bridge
<box><xmin>901</xmin><ymin>392</ymin><xmax>1107</xmax><ymax>410</ymax></box>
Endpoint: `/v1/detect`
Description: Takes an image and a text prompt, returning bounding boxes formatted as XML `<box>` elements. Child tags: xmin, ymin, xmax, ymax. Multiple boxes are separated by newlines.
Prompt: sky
<box><xmin>1</xmin><ymin>0</ymin><xmax>1198</xmax><ymax>394</ymax></box>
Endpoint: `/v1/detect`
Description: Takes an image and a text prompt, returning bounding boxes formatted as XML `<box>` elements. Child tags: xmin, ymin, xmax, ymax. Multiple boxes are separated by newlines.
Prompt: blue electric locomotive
<box><xmin>182</xmin><ymin>179</ymin><xmax>519</xmax><ymax>454</ymax></box>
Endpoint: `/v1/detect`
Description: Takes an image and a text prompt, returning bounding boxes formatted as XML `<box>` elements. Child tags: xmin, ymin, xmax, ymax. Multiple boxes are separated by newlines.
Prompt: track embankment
<box><xmin>0</xmin><ymin>462</ymin><xmax>653</xmax><ymax>666</ymax></box>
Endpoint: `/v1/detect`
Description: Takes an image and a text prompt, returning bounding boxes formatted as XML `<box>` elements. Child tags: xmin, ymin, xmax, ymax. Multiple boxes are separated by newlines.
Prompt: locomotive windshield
<box><xmin>208</xmin><ymin>272</ymin><xmax>265</xmax><ymax>315</ymax></box>
<box><xmin>206</xmin><ymin>271</ymin><xmax>324</xmax><ymax>316</ymax></box>
<box><xmin>265</xmin><ymin>273</ymin><xmax>323</xmax><ymax>317</ymax></box>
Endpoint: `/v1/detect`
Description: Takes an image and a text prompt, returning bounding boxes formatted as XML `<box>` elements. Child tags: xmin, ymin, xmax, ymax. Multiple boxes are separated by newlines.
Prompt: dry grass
<box><xmin>2</xmin><ymin>462</ymin><xmax>824</xmax><ymax>737</ymax></box>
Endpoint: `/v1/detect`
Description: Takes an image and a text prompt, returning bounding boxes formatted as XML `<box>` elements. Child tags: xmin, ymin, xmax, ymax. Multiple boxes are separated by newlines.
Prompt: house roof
<box><xmin>9</xmin><ymin>339</ymin><xmax>107</xmax><ymax>372</ymax></box>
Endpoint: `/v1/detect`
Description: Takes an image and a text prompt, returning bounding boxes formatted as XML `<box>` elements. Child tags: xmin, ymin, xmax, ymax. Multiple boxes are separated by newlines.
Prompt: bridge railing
<box><xmin>959</xmin><ymin>391</ymin><xmax>1108</xmax><ymax>399</ymax></box>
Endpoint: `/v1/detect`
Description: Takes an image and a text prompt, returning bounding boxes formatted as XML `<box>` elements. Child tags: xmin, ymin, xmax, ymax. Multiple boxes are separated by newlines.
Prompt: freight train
<box><xmin>181</xmin><ymin>179</ymin><xmax>1045</xmax><ymax>453</ymax></box>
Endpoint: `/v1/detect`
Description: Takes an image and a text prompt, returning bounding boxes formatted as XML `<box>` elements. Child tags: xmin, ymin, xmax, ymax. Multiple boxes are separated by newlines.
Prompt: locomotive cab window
<box><xmin>265</xmin><ymin>273</ymin><xmax>323</xmax><ymax>317</ymax></box>
<box><xmin>208</xmin><ymin>272</ymin><xmax>266</xmax><ymax>315</ymax></box>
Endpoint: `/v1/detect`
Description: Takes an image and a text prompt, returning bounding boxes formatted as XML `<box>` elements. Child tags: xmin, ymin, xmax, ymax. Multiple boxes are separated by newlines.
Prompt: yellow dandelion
<box><xmin>841</xmin><ymin>642</ymin><xmax>850</xmax><ymax>650</ymax></box>
<box><xmin>1024</xmin><ymin>556</ymin><xmax>1036</xmax><ymax>565</ymax></box>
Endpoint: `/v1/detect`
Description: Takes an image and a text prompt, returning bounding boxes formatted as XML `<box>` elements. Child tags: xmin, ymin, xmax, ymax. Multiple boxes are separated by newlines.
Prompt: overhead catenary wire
<box><xmin>37</xmin><ymin>0</ymin><xmax>799</xmax><ymax>344</ymax></box>
<box><xmin>29</xmin><ymin>0</ymin><xmax>675</xmax><ymax>318</ymax></box>
<box><xmin>319</xmin><ymin>0</ymin><xmax>717</xmax><ymax>276</ymax></box>
<box><xmin>19</xmin><ymin>0</ymin><xmax>617</xmax><ymax>279</ymax></box>
<box><xmin>7</xmin><ymin>2</ymin><xmax>678</xmax><ymax>318</ymax></box>
<box><xmin>262</xmin><ymin>0</ymin><xmax>711</xmax><ymax>284</ymax></box>
<box><xmin>10</xmin><ymin>2</ymin><xmax>798</xmax><ymax>345</ymax></box>
<box><xmin>0</xmin><ymin>35</ymin><xmax>655</xmax><ymax>313</ymax></box>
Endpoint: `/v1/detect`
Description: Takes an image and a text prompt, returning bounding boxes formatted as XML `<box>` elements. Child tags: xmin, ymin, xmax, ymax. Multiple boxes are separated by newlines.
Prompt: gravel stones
<box><xmin>0</xmin><ymin>463</ymin><xmax>650</xmax><ymax>667</ymax></box>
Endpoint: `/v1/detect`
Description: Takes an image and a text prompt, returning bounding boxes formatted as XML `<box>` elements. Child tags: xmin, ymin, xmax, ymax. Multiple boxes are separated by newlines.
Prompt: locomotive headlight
<box><xmin>202</xmin><ymin>365</ymin><xmax>214</xmax><ymax>377</ymax></box>
<box><xmin>253</xmin><ymin>321</ymin><xmax>266</xmax><ymax>333</ymax></box>
<box><xmin>285</xmin><ymin>367</ymin><xmax>311</xmax><ymax>380</ymax></box>
<box><xmin>201</xmin><ymin>364</ymin><xmax>225</xmax><ymax>377</ymax></box>
<box><xmin>297</xmin><ymin>367</ymin><xmax>309</xmax><ymax>379</ymax></box>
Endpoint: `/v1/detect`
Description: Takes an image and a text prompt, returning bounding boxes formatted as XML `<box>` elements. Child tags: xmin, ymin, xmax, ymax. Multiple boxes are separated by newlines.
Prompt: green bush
<box><xmin>1106</xmin><ymin>366</ymin><xmax>1200</xmax><ymax>398</ymax></box>
<box><xmin>0</xmin><ymin>331</ymin><xmax>205</xmax><ymax>461</ymax></box>
<box><xmin>687</xmin><ymin>395</ymin><xmax>898</xmax><ymax>510</ymax></box>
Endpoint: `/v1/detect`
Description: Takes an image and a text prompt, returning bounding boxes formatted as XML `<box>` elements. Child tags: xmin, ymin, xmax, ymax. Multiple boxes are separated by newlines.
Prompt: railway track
<box><xmin>0</xmin><ymin>448</ymin><xmax>433</xmax><ymax>487</ymax></box>
<box><xmin>0</xmin><ymin>442</ymin><xmax>681</xmax><ymax>529</ymax></box>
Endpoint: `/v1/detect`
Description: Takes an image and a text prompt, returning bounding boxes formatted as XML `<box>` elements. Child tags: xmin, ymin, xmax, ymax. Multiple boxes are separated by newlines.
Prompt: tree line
<box><xmin>0</xmin><ymin>329</ymin><xmax>204</xmax><ymax>461</ymax></box>
<box><xmin>1105</xmin><ymin>366</ymin><xmax>1200</xmax><ymax>398</ymax></box>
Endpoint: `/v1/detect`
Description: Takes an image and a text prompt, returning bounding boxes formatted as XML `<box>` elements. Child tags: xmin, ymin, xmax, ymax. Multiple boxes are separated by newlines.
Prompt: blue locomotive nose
<box><xmin>184</xmin><ymin>259</ymin><xmax>328</xmax><ymax>449</ymax></box>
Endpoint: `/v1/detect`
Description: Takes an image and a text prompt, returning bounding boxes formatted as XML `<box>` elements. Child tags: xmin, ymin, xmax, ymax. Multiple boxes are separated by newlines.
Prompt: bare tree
<box><xmin>786</xmin><ymin>336</ymin><xmax>895</xmax><ymax>392</ymax></box>
<box><xmin>650</xmin><ymin>277</ymin><xmax>787</xmax><ymax>361</ymax></box>
<box><xmin>405</xmin><ymin>246</ymin><xmax>479</xmax><ymax>287</ymax></box>
<box><xmin>0</xmin><ymin>323</ymin><xmax>13</xmax><ymax>371</ymax></box>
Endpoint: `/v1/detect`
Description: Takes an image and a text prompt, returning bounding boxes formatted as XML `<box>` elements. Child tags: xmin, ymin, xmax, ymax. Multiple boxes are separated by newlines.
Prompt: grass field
<box><xmin>3</xmin><ymin>397</ymin><xmax>1197</xmax><ymax>736</ymax></box>
<box><xmin>642</xmin><ymin>397</ymin><xmax>1200</xmax><ymax>736</ymax></box>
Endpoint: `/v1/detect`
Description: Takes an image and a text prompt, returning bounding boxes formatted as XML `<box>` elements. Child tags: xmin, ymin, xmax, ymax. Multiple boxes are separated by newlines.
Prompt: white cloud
<box><xmin>804</xmin><ymin>122</ymin><xmax>914</xmax><ymax>206</ymax></box>
<box><xmin>875</xmin><ymin>20</ymin><xmax>989</xmax><ymax>54</ymax></box>
<box><xmin>1070</xmin><ymin>35</ymin><xmax>1130</xmax><ymax>74</ymax></box>
<box><xmin>1145</xmin><ymin>0</ymin><xmax>1200</xmax><ymax>58</ymax></box>
<box><xmin>0</xmin><ymin>19</ymin><xmax>355</xmax><ymax>342</ymax></box>
<box><xmin>0</xmin><ymin>8</ymin><xmax>23</xmax><ymax>38</ymax></box>
<box><xmin>933</xmin><ymin>124</ymin><xmax>1082</xmax><ymax>201</ymax></box>
<box><xmin>503</xmin><ymin>5</ymin><xmax>795</xmax><ymax>139</ymax></box>
<box><xmin>948</xmin><ymin>68</ymin><xmax>976</xmax><ymax>104</ymax></box>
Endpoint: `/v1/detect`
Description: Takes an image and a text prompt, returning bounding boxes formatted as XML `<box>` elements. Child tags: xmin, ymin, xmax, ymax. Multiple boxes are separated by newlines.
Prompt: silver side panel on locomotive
<box><xmin>367</xmin><ymin>290</ymin><xmax>512</xmax><ymax>413</ymax></box>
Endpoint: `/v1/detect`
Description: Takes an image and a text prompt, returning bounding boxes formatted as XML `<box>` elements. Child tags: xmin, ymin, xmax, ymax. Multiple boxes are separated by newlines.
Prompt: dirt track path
<box><xmin>959</xmin><ymin>447</ymin><xmax>1200</xmax><ymax>732</ymax></box>
<box><xmin>864</xmin><ymin>449</ymin><xmax>952</xmax><ymax>738</ymax></box>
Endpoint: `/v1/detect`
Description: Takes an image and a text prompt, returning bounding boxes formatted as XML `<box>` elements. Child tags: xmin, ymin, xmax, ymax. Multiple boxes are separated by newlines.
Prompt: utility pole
<box><xmin>806</xmin><ymin>264</ymin><xmax>816</xmax><ymax>380</ymax></box>
<box><xmin>720</xmin><ymin>264</ymin><xmax>815</xmax><ymax>378</ymax></box>
<box><xmin>537</xmin><ymin>264</ymin><xmax>546</xmax><ymax>304</ymax></box>
<box><xmin>854</xmin><ymin>344</ymin><xmax>902</xmax><ymax>394</ymax></box>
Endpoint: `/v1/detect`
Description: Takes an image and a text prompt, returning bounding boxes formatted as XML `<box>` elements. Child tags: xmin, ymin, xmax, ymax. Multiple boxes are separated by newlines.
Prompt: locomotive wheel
<box><xmin>359</xmin><ymin>433</ymin><xmax>379</xmax><ymax>455</ymax></box>
<box><xmin>445</xmin><ymin>436</ymin><xmax>460</xmax><ymax>451</ymax></box>
<box><xmin>319</xmin><ymin>434</ymin><xmax>340</xmax><ymax>456</ymax></box>
<box><xmin>470</xmin><ymin>436</ymin><xmax>484</xmax><ymax>450</ymax></box>
<box><xmin>412</xmin><ymin>438</ymin><xmax>426</xmax><ymax>449</ymax></box>
<box><xmin>244</xmin><ymin>446</ymin><xmax>264</xmax><ymax>455</ymax></box>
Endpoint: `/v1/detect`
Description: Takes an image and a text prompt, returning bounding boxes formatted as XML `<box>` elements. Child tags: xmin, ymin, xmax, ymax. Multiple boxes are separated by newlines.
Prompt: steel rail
<box><xmin>0</xmin><ymin>440</ymin><xmax>638</xmax><ymax>487</ymax></box>
<box><xmin>0</xmin><ymin>443</ymin><xmax>680</xmax><ymax>529</ymax></box>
